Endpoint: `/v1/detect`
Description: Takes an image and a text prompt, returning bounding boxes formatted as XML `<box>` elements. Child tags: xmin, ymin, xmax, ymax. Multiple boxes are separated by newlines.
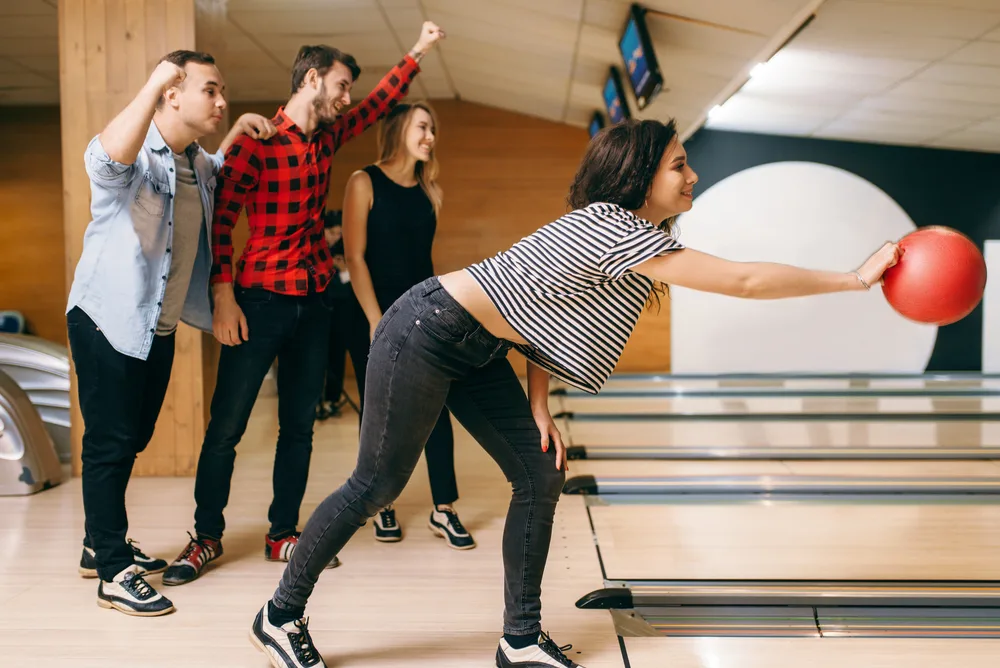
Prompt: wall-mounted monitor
<box><xmin>602</xmin><ymin>66</ymin><xmax>630</xmax><ymax>124</ymax></box>
<box><xmin>588</xmin><ymin>111</ymin><xmax>605</xmax><ymax>138</ymax></box>
<box><xmin>619</xmin><ymin>3</ymin><xmax>664</xmax><ymax>109</ymax></box>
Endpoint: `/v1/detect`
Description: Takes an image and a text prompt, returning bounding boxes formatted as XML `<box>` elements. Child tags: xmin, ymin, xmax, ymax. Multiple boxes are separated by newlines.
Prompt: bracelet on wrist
<box><xmin>853</xmin><ymin>270</ymin><xmax>870</xmax><ymax>290</ymax></box>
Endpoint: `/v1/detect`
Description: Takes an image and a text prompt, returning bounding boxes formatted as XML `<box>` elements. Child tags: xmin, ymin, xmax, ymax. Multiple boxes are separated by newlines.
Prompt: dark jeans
<box><xmin>193</xmin><ymin>286</ymin><xmax>331</xmax><ymax>540</ymax></box>
<box><xmin>272</xmin><ymin>277</ymin><xmax>565</xmax><ymax>634</ymax></box>
<box><xmin>323</xmin><ymin>296</ymin><xmax>353</xmax><ymax>404</ymax></box>
<box><xmin>347</xmin><ymin>291</ymin><xmax>458</xmax><ymax>507</ymax></box>
<box><xmin>67</xmin><ymin>307</ymin><xmax>175</xmax><ymax>581</ymax></box>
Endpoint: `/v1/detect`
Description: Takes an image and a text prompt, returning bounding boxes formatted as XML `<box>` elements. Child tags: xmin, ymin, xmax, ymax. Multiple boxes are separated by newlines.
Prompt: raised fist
<box><xmin>150</xmin><ymin>60</ymin><xmax>186</xmax><ymax>93</ymax></box>
<box><xmin>413</xmin><ymin>21</ymin><xmax>446</xmax><ymax>55</ymax></box>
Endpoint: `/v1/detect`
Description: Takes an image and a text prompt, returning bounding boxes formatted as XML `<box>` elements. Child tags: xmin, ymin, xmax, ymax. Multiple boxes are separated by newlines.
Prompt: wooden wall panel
<box><xmin>0</xmin><ymin>107</ymin><xmax>66</xmax><ymax>344</ymax></box>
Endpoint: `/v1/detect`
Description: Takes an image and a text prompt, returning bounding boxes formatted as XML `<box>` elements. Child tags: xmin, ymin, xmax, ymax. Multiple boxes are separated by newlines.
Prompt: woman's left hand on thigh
<box><xmin>533</xmin><ymin>408</ymin><xmax>567</xmax><ymax>472</ymax></box>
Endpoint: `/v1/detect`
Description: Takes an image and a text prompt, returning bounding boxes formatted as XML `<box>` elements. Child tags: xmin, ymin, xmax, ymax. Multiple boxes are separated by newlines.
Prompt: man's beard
<box><xmin>312</xmin><ymin>86</ymin><xmax>338</xmax><ymax>124</ymax></box>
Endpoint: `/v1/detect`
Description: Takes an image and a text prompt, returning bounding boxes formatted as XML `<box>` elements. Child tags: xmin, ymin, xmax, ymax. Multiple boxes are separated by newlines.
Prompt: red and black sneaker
<box><xmin>162</xmin><ymin>532</ymin><xmax>223</xmax><ymax>586</ymax></box>
<box><xmin>265</xmin><ymin>533</ymin><xmax>341</xmax><ymax>569</ymax></box>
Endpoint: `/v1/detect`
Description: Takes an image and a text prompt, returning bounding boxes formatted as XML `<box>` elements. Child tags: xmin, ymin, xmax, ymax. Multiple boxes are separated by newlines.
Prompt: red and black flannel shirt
<box><xmin>211</xmin><ymin>55</ymin><xmax>420</xmax><ymax>295</ymax></box>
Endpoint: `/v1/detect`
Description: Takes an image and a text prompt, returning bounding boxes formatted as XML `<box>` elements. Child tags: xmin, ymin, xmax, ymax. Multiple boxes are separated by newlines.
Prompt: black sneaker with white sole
<box><xmin>79</xmin><ymin>539</ymin><xmax>168</xmax><ymax>579</ymax></box>
<box><xmin>496</xmin><ymin>632</ymin><xmax>583</xmax><ymax>667</ymax></box>
<box><xmin>250</xmin><ymin>603</ymin><xmax>326</xmax><ymax>667</ymax></box>
<box><xmin>429</xmin><ymin>507</ymin><xmax>476</xmax><ymax>550</ymax></box>
<box><xmin>373</xmin><ymin>506</ymin><xmax>402</xmax><ymax>542</ymax></box>
<box><xmin>96</xmin><ymin>565</ymin><xmax>175</xmax><ymax>617</ymax></box>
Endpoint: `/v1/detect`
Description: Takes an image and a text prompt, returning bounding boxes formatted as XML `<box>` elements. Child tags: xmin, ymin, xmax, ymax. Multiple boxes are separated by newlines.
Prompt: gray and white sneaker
<box><xmin>250</xmin><ymin>603</ymin><xmax>326</xmax><ymax>667</ymax></box>
<box><xmin>496</xmin><ymin>632</ymin><xmax>583</xmax><ymax>667</ymax></box>
<box><xmin>79</xmin><ymin>539</ymin><xmax>168</xmax><ymax>578</ymax></box>
<box><xmin>96</xmin><ymin>565</ymin><xmax>175</xmax><ymax>617</ymax></box>
<box><xmin>429</xmin><ymin>507</ymin><xmax>476</xmax><ymax>550</ymax></box>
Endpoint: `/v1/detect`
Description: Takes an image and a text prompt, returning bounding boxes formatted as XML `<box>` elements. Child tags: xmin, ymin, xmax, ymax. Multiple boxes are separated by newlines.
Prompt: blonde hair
<box><xmin>376</xmin><ymin>101</ymin><xmax>443</xmax><ymax>216</ymax></box>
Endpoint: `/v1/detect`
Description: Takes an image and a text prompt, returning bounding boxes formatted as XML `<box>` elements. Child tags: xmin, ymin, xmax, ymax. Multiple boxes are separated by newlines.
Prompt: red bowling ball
<box><xmin>881</xmin><ymin>226</ymin><xmax>987</xmax><ymax>326</ymax></box>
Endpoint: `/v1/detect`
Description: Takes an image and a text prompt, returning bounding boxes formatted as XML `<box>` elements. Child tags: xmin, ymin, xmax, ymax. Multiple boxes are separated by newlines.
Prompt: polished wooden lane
<box><xmin>623</xmin><ymin>637</ymin><xmax>1000</xmax><ymax>668</ymax></box>
<box><xmin>559</xmin><ymin>416</ymin><xmax>1000</xmax><ymax>450</ymax></box>
<box><xmin>588</xmin><ymin>493</ymin><xmax>1000</xmax><ymax>582</ymax></box>
<box><xmin>555</xmin><ymin>395</ymin><xmax>1000</xmax><ymax>416</ymax></box>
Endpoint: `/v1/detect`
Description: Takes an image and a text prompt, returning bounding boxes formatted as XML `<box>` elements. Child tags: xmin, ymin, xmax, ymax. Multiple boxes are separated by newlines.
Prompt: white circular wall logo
<box><xmin>670</xmin><ymin>161</ymin><xmax>937</xmax><ymax>373</ymax></box>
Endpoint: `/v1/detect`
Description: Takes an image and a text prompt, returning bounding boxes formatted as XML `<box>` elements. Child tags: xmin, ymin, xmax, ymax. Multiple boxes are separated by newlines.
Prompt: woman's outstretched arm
<box><xmin>631</xmin><ymin>243</ymin><xmax>899</xmax><ymax>299</ymax></box>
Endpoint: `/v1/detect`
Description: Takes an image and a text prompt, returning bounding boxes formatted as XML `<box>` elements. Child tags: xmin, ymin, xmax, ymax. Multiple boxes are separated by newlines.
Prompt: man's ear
<box><xmin>304</xmin><ymin>68</ymin><xmax>320</xmax><ymax>90</ymax></box>
<box><xmin>163</xmin><ymin>84</ymin><xmax>182</xmax><ymax>110</ymax></box>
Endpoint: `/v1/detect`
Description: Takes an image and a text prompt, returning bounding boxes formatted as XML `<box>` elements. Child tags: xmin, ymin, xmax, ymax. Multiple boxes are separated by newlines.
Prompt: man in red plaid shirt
<box><xmin>163</xmin><ymin>21</ymin><xmax>446</xmax><ymax>587</ymax></box>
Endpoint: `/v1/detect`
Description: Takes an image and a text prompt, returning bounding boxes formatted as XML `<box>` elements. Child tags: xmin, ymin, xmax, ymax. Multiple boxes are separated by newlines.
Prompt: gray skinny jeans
<box><xmin>271</xmin><ymin>276</ymin><xmax>566</xmax><ymax>634</ymax></box>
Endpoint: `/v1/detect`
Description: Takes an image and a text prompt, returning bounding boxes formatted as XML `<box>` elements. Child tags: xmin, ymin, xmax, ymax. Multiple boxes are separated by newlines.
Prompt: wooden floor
<box><xmin>5</xmin><ymin>389</ymin><xmax>1000</xmax><ymax>666</ymax></box>
<box><xmin>0</xmin><ymin>393</ymin><xmax>623</xmax><ymax>667</ymax></box>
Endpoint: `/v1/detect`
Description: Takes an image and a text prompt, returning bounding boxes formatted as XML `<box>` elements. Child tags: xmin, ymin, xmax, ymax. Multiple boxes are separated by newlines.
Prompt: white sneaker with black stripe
<box><xmin>79</xmin><ymin>539</ymin><xmax>168</xmax><ymax>578</ymax></box>
<box><xmin>96</xmin><ymin>565</ymin><xmax>175</xmax><ymax>617</ymax></box>
<box><xmin>496</xmin><ymin>632</ymin><xmax>583</xmax><ymax>667</ymax></box>
<box><xmin>429</xmin><ymin>507</ymin><xmax>476</xmax><ymax>550</ymax></box>
<box><xmin>250</xmin><ymin>603</ymin><xmax>326</xmax><ymax>667</ymax></box>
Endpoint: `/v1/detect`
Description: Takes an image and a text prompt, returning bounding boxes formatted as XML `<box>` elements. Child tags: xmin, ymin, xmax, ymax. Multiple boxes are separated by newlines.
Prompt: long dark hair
<box><xmin>568</xmin><ymin>117</ymin><xmax>679</xmax><ymax>310</ymax></box>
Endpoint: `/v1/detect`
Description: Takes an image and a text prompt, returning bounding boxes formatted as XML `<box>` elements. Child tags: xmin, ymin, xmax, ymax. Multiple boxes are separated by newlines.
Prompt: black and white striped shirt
<box><xmin>466</xmin><ymin>203</ymin><xmax>683</xmax><ymax>394</ymax></box>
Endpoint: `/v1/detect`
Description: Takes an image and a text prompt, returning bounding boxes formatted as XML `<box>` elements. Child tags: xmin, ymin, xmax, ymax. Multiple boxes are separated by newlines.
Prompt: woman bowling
<box><xmin>250</xmin><ymin>117</ymin><xmax>901</xmax><ymax>668</ymax></box>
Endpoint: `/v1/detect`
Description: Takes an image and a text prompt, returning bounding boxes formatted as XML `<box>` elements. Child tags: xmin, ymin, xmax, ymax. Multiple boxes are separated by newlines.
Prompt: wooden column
<box><xmin>59</xmin><ymin>0</ymin><xmax>228</xmax><ymax>476</ymax></box>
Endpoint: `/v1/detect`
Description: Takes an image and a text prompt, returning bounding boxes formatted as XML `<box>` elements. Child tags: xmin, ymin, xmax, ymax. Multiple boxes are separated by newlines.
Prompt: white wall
<box><xmin>670</xmin><ymin>161</ymin><xmax>938</xmax><ymax>374</ymax></box>
<box><xmin>983</xmin><ymin>241</ymin><xmax>1000</xmax><ymax>372</ymax></box>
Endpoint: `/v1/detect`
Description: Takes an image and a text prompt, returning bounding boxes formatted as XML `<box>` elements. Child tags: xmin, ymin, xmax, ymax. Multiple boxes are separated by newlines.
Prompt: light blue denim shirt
<box><xmin>67</xmin><ymin>121</ymin><xmax>223</xmax><ymax>360</ymax></box>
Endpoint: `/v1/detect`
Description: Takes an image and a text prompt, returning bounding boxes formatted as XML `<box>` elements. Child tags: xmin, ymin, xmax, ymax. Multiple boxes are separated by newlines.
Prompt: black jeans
<box><xmin>323</xmin><ymin>296</ymin><xmax>353</xmax><ymax>404</ymax></box>
<box><xmin>272</xmin><ymin>277</ymin><xmax>565</xmax><ymax>634</ymax></box>
<box><xmin>67</xmin><ymin>307</ymin><xmax>175</xmax><ymax>581</ymax></box>
<box><xmin>193</xmin><ymin>286</ymin><xmax>331</xmax><ymax>540</ymax></box>
<box><xmin>347</xmin><ymin>290</ymin><xmax>459</xmax><ymax>507</ymax></box>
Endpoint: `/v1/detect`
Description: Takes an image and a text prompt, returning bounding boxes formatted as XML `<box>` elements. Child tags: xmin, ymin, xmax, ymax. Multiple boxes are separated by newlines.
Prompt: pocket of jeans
<box><xmin>370</xmin><ymin>302</ymin><xmax>400</xmax><ymax>350</ymax></box>
<box><xmin>416</xmin><ymin>305</ymin><xmax>474</xmax><ymax>345</ymax></box>
<box><xmin>236</xmin><ymin>287</ymin><xmax>273</xmax><ymax>307</ymax></box>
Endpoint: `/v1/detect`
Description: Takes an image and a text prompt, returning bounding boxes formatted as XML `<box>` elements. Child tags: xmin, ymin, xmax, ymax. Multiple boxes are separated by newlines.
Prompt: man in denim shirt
<box><xmin>66</xmin><ymin>49</ymin><xmax>275</xmax><ymax>617</ymax></box>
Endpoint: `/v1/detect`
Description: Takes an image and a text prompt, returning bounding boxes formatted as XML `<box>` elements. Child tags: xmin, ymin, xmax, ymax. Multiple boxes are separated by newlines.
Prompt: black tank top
<box><xmin>361</xmin><ymin>164</ymin><xmax>437</xmax><ymax>308</ymax></box>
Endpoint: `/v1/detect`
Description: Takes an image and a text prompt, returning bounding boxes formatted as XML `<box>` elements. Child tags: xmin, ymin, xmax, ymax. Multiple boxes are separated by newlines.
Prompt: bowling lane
<box><xmin>589</xmin><ymin>495</ymin><xmax>1000</xmax><ymax>581</ymax></box>
<box><xmin>622</xmin><ymin>637</ymin><xmax>1000</xmax><ymax>668</ymax></box>
<box><xmin>559</xmin><ymin>374</ymin><xmax>1000</xmax><ymax>394</ymax></box>
<box><xmin>554</xmin><ymin>395</ymin><xmax>1000</xmax><ymax>416</ymax></box>
<box><xmin>570</xmin><ymin>459</ymin><xmax>1000</xmax><ymax>479</ymax></box>
<box><xmin>562</xmin><ymin>416</ymin><xmax>1000</xmax><ymax>449</ymax></box>
<box><xmin>780</xmin><ymin>460</ymin><xmax>1000</xmax><ymax>476</ymax></box>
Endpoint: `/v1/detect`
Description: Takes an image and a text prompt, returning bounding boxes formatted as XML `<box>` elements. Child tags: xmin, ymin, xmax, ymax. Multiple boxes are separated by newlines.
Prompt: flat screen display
<box><xmin>602</xmin><ymin>68</ymin><xmax>629</xmax><ymax>124</ymax></box>
<box><xmin>618</xmin><ymin>3</ymin><xmax>664</xmax><ymax>109</ymax></box>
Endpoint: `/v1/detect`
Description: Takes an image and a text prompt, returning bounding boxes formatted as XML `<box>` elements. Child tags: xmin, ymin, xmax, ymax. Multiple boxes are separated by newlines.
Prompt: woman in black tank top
<box><xmin>342</xmin><ymin>102</ymin><xmax>475</xmax><ymax>550</ymax></box>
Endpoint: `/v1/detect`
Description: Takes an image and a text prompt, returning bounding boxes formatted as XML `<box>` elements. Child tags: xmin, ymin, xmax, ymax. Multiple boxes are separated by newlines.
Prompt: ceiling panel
<box><xmin>707</xmin><ymin>0</ymin><xmax>1000</xmax><ymax>152</ymax></box>
<box><xmin>856</xmin><ymin>92</ymin><xmax>1000</xmax><ymax>121</ymax></box>
<box><xmin>229</xmin><ymin>9</ymin><xmax>389</xmax><ymax>35</ymax></box>
<box><xmin>2</xmin><ymin>0</ymin><xmax>999</xmax><ymax>155</ymax></box>
<box><xmin>946</xmin><ymin>40</ymin><xmax>1000</xmax><ymax>65</ymax></box>
<box><xmin>914</xmin><ymin>62</ymin><xmax>1000</xmax><ymax>88</ymax></box>
<box><xmin>812</xmin><ymin>0</ymin><xmax>1000</xmax><ymax>40</ymax></box>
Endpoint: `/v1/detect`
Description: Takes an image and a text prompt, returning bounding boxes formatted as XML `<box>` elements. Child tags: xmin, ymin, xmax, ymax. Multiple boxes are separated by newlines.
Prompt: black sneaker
<box><xmin>373</xmin><ymin>506</ymin><xmax>402</xmax><ymax>542</ymax></box>
<box><xmin>496</xmin><ymin>632</ymin><xmax>583</xmax><ymax>667</ymax></box>
<box><xmin>250</xmin><ymin>603</ymin><xmax>327</xmax><ymax>667</ymax></box>
<box><xmin>79</xmin><ymin>539</ymin><xmax>168</xmax><ymax>579</ymax></box>
<box><xmin>429</xmin><ymin>507</ymin><xmax>476</xmax><ymax>550</ymax></box>
<box><xmin>96</xmin><ymin>565</ymin><xmax>175</xmax><ymax>617</ymax></box>
<box><xmin>162</xmin><ymin>532</ymin><xmax>223</xmax><ymax>586</ymax></box>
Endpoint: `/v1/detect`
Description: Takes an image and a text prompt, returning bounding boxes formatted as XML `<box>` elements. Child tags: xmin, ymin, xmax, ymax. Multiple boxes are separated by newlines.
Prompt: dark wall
<box><xmin>684</xmin><ymin>128</ymin><xmax>1000</xmax><ymax>371</ymax></box>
